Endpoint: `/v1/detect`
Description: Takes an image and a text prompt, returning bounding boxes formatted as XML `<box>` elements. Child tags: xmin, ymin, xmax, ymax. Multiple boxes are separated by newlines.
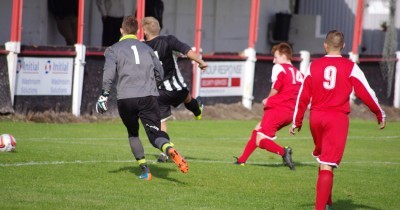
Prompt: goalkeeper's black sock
<box><xmin>184</xmin><ymin>98</ymin><xmax>201</xmax><ymax>116</ymax></box>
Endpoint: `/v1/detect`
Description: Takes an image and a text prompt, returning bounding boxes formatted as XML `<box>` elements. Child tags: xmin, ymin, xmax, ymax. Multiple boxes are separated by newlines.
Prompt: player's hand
<box><xmin>199</xmin><ymin>61</ymin><xmax>208</xmax><ymax>71</ymax></box>
<box><xmin>96</xmin><ymin>90</ymin><xmax>109</xmax><ymax>114</ymax></box>
<box><xmin>289</xmin><ymin>124</ymin><xmax>301</xmax><ymax>135</ymax></box>
<box><xmin>262</xmin><ymin>98</ymin><xmax>267</xmax><ymax>105</ymax></box>
<box><xmin>379</xmin><ymin>121</ymin><xmax>386</xmax><ymax>130</ymax></box>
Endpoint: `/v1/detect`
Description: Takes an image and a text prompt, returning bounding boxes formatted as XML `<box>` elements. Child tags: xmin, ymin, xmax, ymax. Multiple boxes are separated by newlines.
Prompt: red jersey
<box><xmin>265</xmin><ymin>63</ymin><xmax>303</xmax><ymax>112</ymax></box>
<box><xmin>293</xmin><ymin>55</ymin><xmax>386</xmax><ymax>127</ymax></box>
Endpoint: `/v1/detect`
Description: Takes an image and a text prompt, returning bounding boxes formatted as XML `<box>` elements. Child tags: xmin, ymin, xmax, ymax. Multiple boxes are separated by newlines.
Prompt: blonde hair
<box><xmin>142</xmin><ymin>17</ymin><xmax>161</xmax><ymax>37</ymax></box>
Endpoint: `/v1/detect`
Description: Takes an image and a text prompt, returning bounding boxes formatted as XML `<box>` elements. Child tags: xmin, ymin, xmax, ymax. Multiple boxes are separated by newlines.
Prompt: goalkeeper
<box><xmin>96</xmin><ymin>16</ymin><xmax>188</xmax><ymax>180</ymax></box>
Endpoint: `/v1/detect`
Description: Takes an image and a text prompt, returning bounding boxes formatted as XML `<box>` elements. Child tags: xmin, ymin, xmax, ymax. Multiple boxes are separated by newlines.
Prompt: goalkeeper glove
<box><xmin>96</xmin><ymin>90</ymin><xmax>110</xmax><ymax>114</ymax></box>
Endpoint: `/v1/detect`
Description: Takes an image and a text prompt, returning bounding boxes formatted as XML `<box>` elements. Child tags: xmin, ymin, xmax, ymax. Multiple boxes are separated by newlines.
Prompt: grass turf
<box><xmin>0</xmin><ymin>119</ymin><xmax>399</xmax><ymax>209</ymax></box>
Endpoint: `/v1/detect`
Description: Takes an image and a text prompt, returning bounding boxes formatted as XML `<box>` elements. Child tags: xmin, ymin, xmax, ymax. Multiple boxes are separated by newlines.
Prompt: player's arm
<box><xmin>290</xmin><ymin>74</ymin><xmax>312</xmax><ymax>134</ymax></box>
<box><xmin>150</xmin><ymin>50</ymin><xmax>164</xmax><ymax>86</ymax></box>
<box><xmin>262</xmin><ymin>88</ymin><xmax>278</xmax><ymax>105</ymax></box>
<box><xmin>169</xmin><ymin>35</ymin><xmax>208</xmax><ymax>70</ymax></box>
<box><xmin>102</xmin><ymin>47</ymin><xmax>117</xmax><ymax>93</ymax></box>
<box><xmin>96</xmin><ymin>47</ymin><xmax>116</xmax><ymax>114</ymax></box>
<box><xmin>350</xmin><ymin>64</ymin><xmax>386</xmax><ymax>128</ymax></box>
<box><xmin>267</xmin><ymin>88</ymin><xmax>279</xmax><ymax>98</ymax></box>
<box><xmin>263</xmin><ymin>64</ymin><xmax>283</xmax><ymax>104</ymax></box>
<box><xmin>186</xmin><ymin>50</ymin><xmax>208</xmax><ymax>71</ymax></box>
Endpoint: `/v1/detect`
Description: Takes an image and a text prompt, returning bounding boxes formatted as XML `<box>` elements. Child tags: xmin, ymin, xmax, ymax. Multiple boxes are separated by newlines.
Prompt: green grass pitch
<box><xmin>1</xmin><ymin>119</ymin><xmax>399</xmax><ymax>209</ymax></box>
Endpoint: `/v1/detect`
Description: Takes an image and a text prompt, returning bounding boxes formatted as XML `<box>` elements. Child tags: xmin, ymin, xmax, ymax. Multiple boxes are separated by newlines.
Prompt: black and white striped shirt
<box><xmin>144</xmin><ymin>35</ymin><xmax>191</xmax><ymax>91</ymax></box>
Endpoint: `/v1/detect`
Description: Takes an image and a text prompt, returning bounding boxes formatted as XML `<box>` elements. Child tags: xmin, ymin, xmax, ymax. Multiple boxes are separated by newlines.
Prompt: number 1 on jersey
<box><xmin>131</xmin><ymin>45</ymin><xmax>140</xmax><ymax>64</ymax></box>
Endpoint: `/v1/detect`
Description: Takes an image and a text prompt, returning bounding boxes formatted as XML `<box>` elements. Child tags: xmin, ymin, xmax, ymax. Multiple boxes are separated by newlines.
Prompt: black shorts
<box><xmin>117</xmin><ymin>96</ymin><xmax>161</xmax><ymax>137</ymax></box>
<box><xmin>158</xmin><ymin>88</ymin><xmax>189</xmax><ymax>120</ymax></box>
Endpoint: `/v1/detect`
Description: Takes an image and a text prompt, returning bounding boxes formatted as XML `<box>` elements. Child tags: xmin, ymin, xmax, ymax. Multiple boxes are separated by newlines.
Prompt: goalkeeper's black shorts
<box><xmin>117</xmin><ymin>96</ymin><xmax>161</xmax><ymax>137</ymax></box>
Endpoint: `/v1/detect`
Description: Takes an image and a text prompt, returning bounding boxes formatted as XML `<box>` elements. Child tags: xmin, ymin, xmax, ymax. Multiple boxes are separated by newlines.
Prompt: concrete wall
<box><xmin>0</xmin><ymin>0</ymin><xmax>290</xmax><ymax>53</ymax></box>
<box><xmin>1</xmin><ymin>0</ymin><xmax>398</xmax><ymax>54</ymax></box>
<box><xmin>296</xmin><ymin>0</ymin><xmax>400</xmax><ymax>54</ymax></box>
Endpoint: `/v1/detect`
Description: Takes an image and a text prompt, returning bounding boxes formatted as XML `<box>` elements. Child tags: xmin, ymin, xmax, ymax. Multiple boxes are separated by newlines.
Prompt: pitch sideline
<box><xmin>1</xmin><ymin>158</ymin><xmax>399</xmax><ymax>167</ymax></box>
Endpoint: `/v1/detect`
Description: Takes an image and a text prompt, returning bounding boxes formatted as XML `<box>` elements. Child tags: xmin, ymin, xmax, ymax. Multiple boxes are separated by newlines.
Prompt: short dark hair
<box><xmin>325</xmin><ymin>30</ymin><xmax>345</xmax><ymax>50</ymax></box>
<box><xmin>122</xmin><ymin>16</ymin><xmax>138</xmax><ymax>35</ymax></box>
<box><xmin>271</xmin><ymin>42</ymin><xmax>292</xmax><ymax>60</ymax></box>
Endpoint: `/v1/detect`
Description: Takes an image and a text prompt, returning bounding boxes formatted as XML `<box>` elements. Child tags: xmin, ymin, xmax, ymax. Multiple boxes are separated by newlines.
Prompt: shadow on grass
<box><xmin>334</xmin><ymin>199</ymin><xmax>382</xmax><ymax>210</ymax></box>
<box><xmin>301</xmin><ymin>199</ymin><xmax>382</xmax><ymax>210</ymax></box>
<box><xmin>109</xmin><ymin>162</ymin><xmax>187</xmax><ymax>184</ymax></box>
<box><xmin>148</xmin><ymin>152</ymin><xmax>215</xmax><ymax>162</ymax></box>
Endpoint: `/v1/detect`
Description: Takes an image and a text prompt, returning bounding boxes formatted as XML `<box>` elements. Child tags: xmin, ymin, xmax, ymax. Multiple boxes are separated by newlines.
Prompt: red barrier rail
<box><xmin>0</xmin><ymin>49</ymin><xmax>8</xmax><ymax>55</ymax></box>
<box><xmin>20</xmin><ymin>50</ymin><xmax>76</xmax><ymax>56</ymax></box>
<box><xmin>358</xmin><ymin>57</ymin><xmax>398</xmax><ymax>62</ymax></box>
<box><xmin>2</xmin><ymin>49</ymin><xmax>398</xmax><ymax>63</ymax></box>
<box><xmin>256</xmin><ymin>55</ymin><xmax>302</xmax><ymax>62</ymax></box>
<box><xmin>202</xmin><ymin>54</ymin><xmax>246</xmax><ymax>60</ymax></box>
<box><xmin>309</xmin><ymin>57</ymin><xmax>398</xmax><ymax>62</ymax></box>
<box><xmin>86</xmin><ymin>51</ymin><xmax>105</xmax><ymax>56</ymax></box>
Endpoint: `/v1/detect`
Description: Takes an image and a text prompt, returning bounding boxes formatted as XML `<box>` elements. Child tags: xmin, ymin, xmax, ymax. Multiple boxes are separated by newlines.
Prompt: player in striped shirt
<box><xmin>289</xmin><ymin>30</ymin><xmax>386</xmax><ymax>210</ymax></box>
<box><xmin>142</xmin><ymin>17</ymin><xmax>208</xmax><ymax>133</ymax></box>
<box><xmin>235</xmin><ymin>42</ymin><xmax>303</xmax><ymax>170</ymax></box>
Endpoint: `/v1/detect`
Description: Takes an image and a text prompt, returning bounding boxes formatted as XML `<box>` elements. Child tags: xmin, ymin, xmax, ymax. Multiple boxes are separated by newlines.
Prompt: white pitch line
<box><xmin>0</xmin><ymin>160</ymin><xmax>134</xmax><ymax>167</ymax></box>
<box><xmin>1</xmin><ymin>159</ymin><xmax>399</xmax><ymax>167</ymax></box>
<box><xmin>13</xmin><ymin>135</ymin><xmax>400</xmax><ymax>142</ymax></box>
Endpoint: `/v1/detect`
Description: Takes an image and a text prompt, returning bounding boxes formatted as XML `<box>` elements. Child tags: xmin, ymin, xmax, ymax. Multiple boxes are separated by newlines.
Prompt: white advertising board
<box><xmin>15</xmin><ymin>57</ymin><xmax>73</xmax><ymax>95</ymax></box>
<box><xmin>199</xmin><ymin>61</ymin><xmax>245</xmax><ymax>97</ymax></box>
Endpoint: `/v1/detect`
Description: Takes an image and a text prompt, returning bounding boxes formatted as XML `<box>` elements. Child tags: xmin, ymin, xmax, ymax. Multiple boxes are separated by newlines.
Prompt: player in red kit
<box><xmin>289</xmin><ymin>30</ymin><xmax>386</xmax><ymax>210</ymax></box>
<box><xmin>234</xmin><ymin>42</ymin><xmax>303</xmax><ymax>170</ymax></box>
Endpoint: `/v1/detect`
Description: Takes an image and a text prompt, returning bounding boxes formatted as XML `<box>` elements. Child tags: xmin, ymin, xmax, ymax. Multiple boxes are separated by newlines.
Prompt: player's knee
<box><xmin>320</xmin><ymin>164</ymin><xmax>334</xmax><ymax>171</ymax></box>
<box><xmin>128</xmin><ymin>131</ymin><xmax>139</xmax><ymax>138</ymax></box>
<box><xmin>256</xmin><ymin>133</ymin><xmax>263</xmax><ymax>146</ymax></box>
<box><xmin>184</xmin><ymin>93</ymin><xmax>192</xmax><ymax>103</ymax></box>
<box><xmin>146</xmin><ymin>128</ymin><xmax>170</xmax><ymax>147</ymax></box>
<box><xmin>159</xmin><ymin>131</ymin><xmax>169</xmax><ymax>139</ymax></box>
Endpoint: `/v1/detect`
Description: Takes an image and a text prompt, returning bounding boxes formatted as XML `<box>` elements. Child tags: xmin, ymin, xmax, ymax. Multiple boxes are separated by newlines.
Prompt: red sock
<box><xmin>258</xmin><ymin>139</ymin><xmax>285</xmax><ymax>156</ymax></box>
<box><xmin>318</xmin><ymin>169</ymin><xmax>333</xmax><ymax>206</ymax></box>
<box><xmin>327</xmin><ymin>193</ymin><xmax>332</xmax><ymax>206</ymax></box>
<box><xmin>315</xmin><ymin>170</ymin><xmax>333</xmax><ymax>210</ymax></box>
<box><xmin>237</xmin><ymin>130</ymin><xmax>257</xmax><ymax>163</ymax></box>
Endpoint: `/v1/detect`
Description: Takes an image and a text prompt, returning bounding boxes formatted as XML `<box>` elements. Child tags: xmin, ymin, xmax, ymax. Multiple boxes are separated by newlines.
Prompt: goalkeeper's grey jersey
<box><xmin>102</xmin><ymin>35</ymin><xmax>164</xmax><ymax>100</ymax></box>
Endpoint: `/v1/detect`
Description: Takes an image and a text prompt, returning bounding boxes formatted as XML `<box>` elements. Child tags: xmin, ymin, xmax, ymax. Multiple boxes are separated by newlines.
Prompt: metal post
<box><xmin>191</xmin><ymin>0</ymin><xmax>203</xmax><ymax>98</ymax></box>
<box><xmin>299</xmin><ymin>50</ymin><xmax>310</xmax><ymax>75</ymax></box>
<box><xmin>349</xmin><ymin>0</ymin><xmax>364</xmax><ymax>105</ymax></box>
<box><xmin>72</xmin><ymin>0</ymin><xmax>86</xmax><ymax>116</ymax></box>
<box><xmin>351</xmin><ymin>0</ymin><xmax>364</xmax><ymax>59</ymax></box>
<box><xmin>248</xmin><ymin>0</ymin><xmax>260</xmax><ymax>49</ymax></box>
<box><xmin>394</xmin><ymin>52</ymin><xmax>400</xmax><ymax>108</ymax></box>
<box><xmin>5</xmin><ymin>0</ymin><xmax>23</xmax><ymax>106</ymax></box>
<box><xmin>242</xmin><ymin>0</ymin><xmax>260</xmax><ymax>110</ymax></box>
<box><xmin>136</xmin><ymin>0</ymin><xmax>145</xmax><ymax>40</ymax></box>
